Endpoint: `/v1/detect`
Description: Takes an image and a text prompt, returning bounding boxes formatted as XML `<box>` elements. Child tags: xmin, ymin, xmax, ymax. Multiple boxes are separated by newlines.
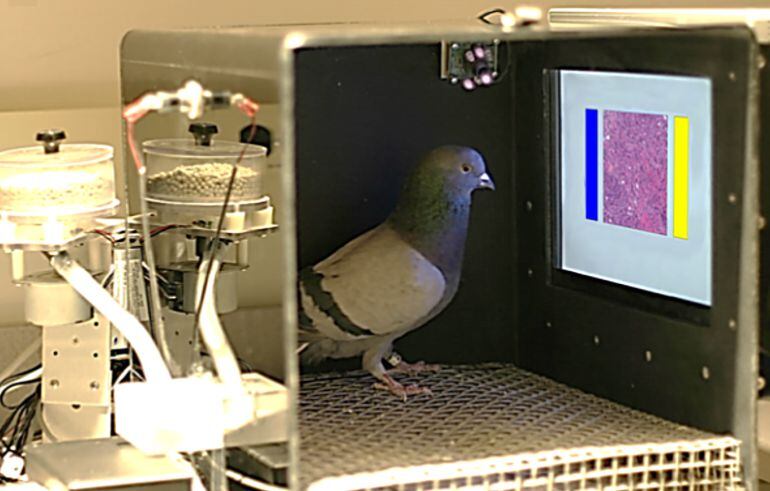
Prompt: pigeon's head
<box><xmin>419</xmin><ymin>145</ymin><xmax>495</xmax><ymax>198</ymax></box>
<box><xmin>390</xmin><ymin>145</ymin><xmax>493</xmax><ymax>240</ymax></box>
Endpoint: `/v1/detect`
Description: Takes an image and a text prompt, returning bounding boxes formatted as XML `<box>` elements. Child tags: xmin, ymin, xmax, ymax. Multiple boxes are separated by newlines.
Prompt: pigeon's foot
<box><xmin>389</xmin><ymin>360</ymin><xmax>441</xmax><ymax>376</ymax></box>
<box><xmin>373</xmin><ymin>373</ymin><xmax>432</xmax><ymax>401</ymax></box>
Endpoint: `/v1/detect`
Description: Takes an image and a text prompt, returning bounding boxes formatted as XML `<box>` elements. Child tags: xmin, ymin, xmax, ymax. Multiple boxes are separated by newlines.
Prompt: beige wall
<box><xmin>0</xmin><ymin>0</ymin><xmax>763</xmax><ymax>366</ymax></box>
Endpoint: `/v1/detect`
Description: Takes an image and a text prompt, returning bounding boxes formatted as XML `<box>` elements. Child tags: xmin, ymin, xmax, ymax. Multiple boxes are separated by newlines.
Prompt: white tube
<box><xmin>50</xmin><ymin>252</ymin><xmax>171</xmax><ymax>382</ymax></box>
<box><xmin>11</xmin><ymin>250</ymin><xmax>24</xmax><ymax>283</ymax></box>
<box><xmin>225</xmin><ymin>469</ymin><xmax>287</xmax><ymax>491</ymax></box>
<box><xmin>195</xmin><ymin>244</ymin><xmax>242</xmax><ymax>389</ymax></box>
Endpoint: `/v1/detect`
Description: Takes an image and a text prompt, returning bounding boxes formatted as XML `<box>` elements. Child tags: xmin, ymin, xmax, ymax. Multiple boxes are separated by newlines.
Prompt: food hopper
<box><xmin>143</xmin><ymin>122</ymin><xmax>272</xmax><ymax>233</ymax></box>
<box><xmin>0</xmin><ymin>130</ymin><xmax>117</xmax><ymax>250</ymax></box>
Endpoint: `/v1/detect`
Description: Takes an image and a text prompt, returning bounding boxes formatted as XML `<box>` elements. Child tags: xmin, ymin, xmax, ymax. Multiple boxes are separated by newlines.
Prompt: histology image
<box><xmin>602</xmin><ymin>110</ymin><xmax>668</xmax><ymax>235</ymax></box>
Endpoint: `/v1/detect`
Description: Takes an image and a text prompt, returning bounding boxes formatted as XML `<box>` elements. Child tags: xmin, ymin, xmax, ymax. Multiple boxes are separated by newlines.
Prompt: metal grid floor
<box><xmin>299</xmin><ymin>364</ymin><xmax>741</xmax><ymax>491</ymax></box>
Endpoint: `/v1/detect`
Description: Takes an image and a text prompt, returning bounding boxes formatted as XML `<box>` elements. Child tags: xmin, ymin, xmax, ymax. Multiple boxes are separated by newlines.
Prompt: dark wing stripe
<box><xmin>297</xmin><ymin>303</ymin><xmax>317</xmax><ymax>332</ymax></box>
<box><xmin>299</xmin><ymin>267</ymin><xmax>375</xmax><ymax>337</ymax></box>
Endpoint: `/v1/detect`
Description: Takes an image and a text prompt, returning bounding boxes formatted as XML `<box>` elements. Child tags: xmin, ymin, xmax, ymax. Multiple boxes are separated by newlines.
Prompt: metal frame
<box><xmin>41</xmin><ymin>312</ymin><xmax>111</xmax><ymax>441</ymax></box>
<box><xmin>120</xmin><ymin>22</ymin><xmax>760</xmax><ymax>490</ymax></box>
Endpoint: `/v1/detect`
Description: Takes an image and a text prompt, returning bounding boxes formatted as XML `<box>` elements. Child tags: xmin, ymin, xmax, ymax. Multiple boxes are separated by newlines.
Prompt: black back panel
<box><xmin>514</xmin><ymin>28</ymin><xmax>755</xmax><ymax>433</ymax></box>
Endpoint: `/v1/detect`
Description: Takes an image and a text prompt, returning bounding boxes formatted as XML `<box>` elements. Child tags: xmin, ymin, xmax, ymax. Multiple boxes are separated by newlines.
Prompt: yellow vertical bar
<box><xmin>673</xmin><ymin>116</ymin><xmax>689</xmax><ymax>240</ymax></box>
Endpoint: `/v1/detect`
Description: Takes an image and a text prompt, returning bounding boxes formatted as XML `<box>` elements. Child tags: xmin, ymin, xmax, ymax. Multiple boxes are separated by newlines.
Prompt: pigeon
<box><xmin>298</xmin><ymin>145</ymin><xmax>494</xmax><ymax>398</ymax></box>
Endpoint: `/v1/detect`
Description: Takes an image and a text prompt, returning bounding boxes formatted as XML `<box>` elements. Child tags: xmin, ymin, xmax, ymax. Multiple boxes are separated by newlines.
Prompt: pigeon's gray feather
<box><xmin>299</xmin><ymin>224</ymin><xmax>446</xmax><ymax>342</ymax></box>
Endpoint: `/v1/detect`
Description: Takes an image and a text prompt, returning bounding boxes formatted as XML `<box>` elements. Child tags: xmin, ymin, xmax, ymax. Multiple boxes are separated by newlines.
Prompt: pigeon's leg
<box><xmin>363</xmin><ymin>341</ymin><xmax>431</xmax><ymax>400</ymax></box>
<box><xmin>385</xmin><ymin>351</ymin><xmax>441</xmax><ymax>376</ymax></box>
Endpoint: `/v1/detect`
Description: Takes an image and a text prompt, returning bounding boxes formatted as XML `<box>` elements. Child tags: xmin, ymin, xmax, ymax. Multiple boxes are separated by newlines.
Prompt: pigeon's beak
<box><xmin>477</xmin><ymin>172</ymin><xmax>495</xmax><ymax>191</ymax></box>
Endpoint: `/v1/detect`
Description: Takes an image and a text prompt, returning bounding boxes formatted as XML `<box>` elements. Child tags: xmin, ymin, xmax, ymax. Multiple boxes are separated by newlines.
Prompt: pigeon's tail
<box><xmin>298</xmin><ymin>337</ymin><xmax>339</xmax><ymax>366</ymax></box>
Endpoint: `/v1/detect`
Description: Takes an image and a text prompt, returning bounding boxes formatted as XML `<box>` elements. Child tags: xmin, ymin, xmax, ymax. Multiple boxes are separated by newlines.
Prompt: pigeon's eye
<box><xmin>460</xmin><ymin>164</ymin><xmax>472</xmax><ymax>174</ymax></box>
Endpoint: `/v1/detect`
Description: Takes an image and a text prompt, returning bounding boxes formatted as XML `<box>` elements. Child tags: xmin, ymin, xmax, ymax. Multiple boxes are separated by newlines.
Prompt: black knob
<box><xmin>189</xmin><ymin>122</ymin><xmax>218</xmax><ymax>147</ymax></box>
<box><xmin>239</xmin><ymin>124</ymin><xmax>272</xmax><ymax>156</ymax></box>
<box><xmin>36</xmin><ymin>129</ymin><xmax>66</xmax><ymax>154</ymax></box>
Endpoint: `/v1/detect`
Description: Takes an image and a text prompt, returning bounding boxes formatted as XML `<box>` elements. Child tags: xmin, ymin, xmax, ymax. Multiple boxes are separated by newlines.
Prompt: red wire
<box><xmin>236</xmin><ymin>97</ymin><xmax>259</xmax><ymax>119</ymax></box>
<box><xmin>125</xmin><ymin>119</ymin><xmax>144</xmax><ymax>172</ymax></box>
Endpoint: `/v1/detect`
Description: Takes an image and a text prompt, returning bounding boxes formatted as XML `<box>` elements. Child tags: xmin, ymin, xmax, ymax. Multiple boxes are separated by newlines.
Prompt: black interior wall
<box><xmin>760</xmin><ymin>44</ymin><xmax>770</xmax><ymax>359</ymax></box>
<box><xmin>513</xmin><ymin>28</ymin><xmax>754</xmax><ymax>433</ymax></box>
<box><xmin>293</xmin><ymin>44</ymin><xmax>516</xmax><ymax>367</ymax></box>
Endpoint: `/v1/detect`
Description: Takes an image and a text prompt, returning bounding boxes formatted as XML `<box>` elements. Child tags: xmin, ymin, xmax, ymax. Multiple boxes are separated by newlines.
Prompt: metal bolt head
<box><xmin>513</xmin><ymin>5</ymin><xmax>544</xmax><ymax>25</ymax></box>
<box><xmin>545</xmin><ymin>321</ymin><xmax>552</xmax><ymax>328</ymax></box>
<box><xmin>50</xmin><ymin>379</ymin><xmax>60</xmax><ymax>388</ymax></box>
<box><xmin>90</xmin><ymin>381</ymin><xmax>100</xmax><ymax>390</ymax></box>
<box><xmin>728</xmin><ymin>319</ymin><xmax>737</xmax><ymax>330</ymax></box>
<box><xmin>525</xmin><ymin>201</ymin><xmax>533</xmax><ymax>211</ymax></box>
<box><xmin>593</xmin><ymin>335</ymin><xmax>600</xmax><ymax>346</ymax></box>
<box><xmin>728</xmin><ymin>71</ymin><xmax>737</xmax><ymax>81</ymax></box>
<box><xmin>701</xmin><ymin>366</ymin><xmax>710</xmax><ymax>380</ymax></box>
<box><xmin>644</xmin><ymin>350</ymin><xmax>652</xmax><ymax>362</ymax></box>
<box><xmin>728</xmin><ymin>193</ymin><xmax>737</xmax><ymax>204</ymax></box>
<box><xmin>527</xmin><ymin>268</ymin><xmax>534</xmax><ymax>278</ymax></box>
<box><xmin>36</xmin><ymin>129</ymin><xmax>66</xmax><ymax>154</ymax></box>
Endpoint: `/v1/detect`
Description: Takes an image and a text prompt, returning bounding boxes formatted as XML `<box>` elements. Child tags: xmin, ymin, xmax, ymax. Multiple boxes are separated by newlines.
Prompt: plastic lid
<box><xmin>0</xmin><ymin>144</ymin><xmax>113</xmax><ymax>168</ymax></box>
<box><xmin>142</xmin><ymin>139</ymin><xmax>267</xmax><ymax>159</ymax></box>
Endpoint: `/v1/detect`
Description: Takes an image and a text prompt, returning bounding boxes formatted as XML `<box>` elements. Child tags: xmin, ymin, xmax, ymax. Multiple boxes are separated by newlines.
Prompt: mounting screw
<box><xmin>527</xmin><ymin>268</ymin><xmax>534</xmax><ymax>278</ymax></box>
<box><xmin>728</xmin><ymin>319</ymin><xmax>737</xmax><ymax>331</ymax></box>
<box><xmin>593</xmin><ymin>335</ymin><xmax>600</xmax><ymax>346</ymax></box>
<box><xmin>50</xmin><ymin>379</ymin><xmax>60</xmax><ymax>388</ymax></box>
<box><xmin>189</xmin><ymin>122</ymin><xmax>218</xmax><ymax>147</ymax></box>
<box><xmin>701</xmin><ymin>366</ymin><xmax>711</xmax><ymax>380</ymax></box>
<box><xmin>513</xmin><ymin>5</ymin><xmax>544</xmax><ymax>26</ymax></box>
<box><xmin>728</xmin><ymin>193</ymin><xmax>737</xmax><ymax>204</ymax></box>
<box><xmin>36</xmin><ymin>129</ymin><xmax>66</xmax><ymax>154</ymax></box>
<box><xmin>728</xmin><ymin>71</ymin><xmax>737</xmax><ymax>82</ymax></box>
<box><xmin>89</xmin><ymin>381</ymin><xmax>100</xmax><ymax>390</ymax></box>
<box><xmin>760</xmin><ymin>55</ymin><xmax>767</xmax><ymax>69</ymax></box>
<box><xmin>759</xmin><ymin>377</ymin><xmax>767</xmax><ymax>392</ymax></box>
<box><xmin>644</xmin><ymin>350</ymin><xmax>653</xmax><ymax>362</ymax></box>
<box><xmin>525</xmin><ymin>200</ymin><xmax>533</xmax><ymax>211</ymax></box>
<box><xmin>451</xmin><ymin>43</ymin><xmax>460</xmax><ymax>50</ymax></box>
<box><xmin>545</xmin><ymin>321</ymin><xmax>552</xmax><ymax>328</ymax></box>
<box><xmin>759</xmin><ymin>216</ymin><xmax>766</xmax><ymax>230</ymax></box>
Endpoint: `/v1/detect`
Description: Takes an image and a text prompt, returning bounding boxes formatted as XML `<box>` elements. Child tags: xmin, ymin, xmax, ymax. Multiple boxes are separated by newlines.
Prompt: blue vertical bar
<box><xmin>585</xmin><ymin>108</ymin><xmax>599</xmax><ymax>221</ymax></box>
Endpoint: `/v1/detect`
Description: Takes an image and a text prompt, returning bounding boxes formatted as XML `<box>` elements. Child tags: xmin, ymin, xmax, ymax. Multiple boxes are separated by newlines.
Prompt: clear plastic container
<box><xmin>0</xmin><ymin>133</ymin><xmax>118</xmax><ymax>249</ymax></box>
<box><xmin>143</xmin><ymin>139</ymin><xmax>267</xmax><ymax>206</ymax></box>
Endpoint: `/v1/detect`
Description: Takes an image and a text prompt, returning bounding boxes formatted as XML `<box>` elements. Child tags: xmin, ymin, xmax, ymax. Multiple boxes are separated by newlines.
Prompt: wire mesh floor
<box><xmin>299</xmin><ymin>364</ymin><xmax>741</xmax><ymax>491</ymax></box>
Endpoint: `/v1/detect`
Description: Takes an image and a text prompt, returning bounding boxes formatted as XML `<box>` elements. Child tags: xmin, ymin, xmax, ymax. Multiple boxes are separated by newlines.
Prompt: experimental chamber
<box><xmin>120</xmin><ymin>20</ymin><xmax>759</xmax><ymax>491</ymax></box>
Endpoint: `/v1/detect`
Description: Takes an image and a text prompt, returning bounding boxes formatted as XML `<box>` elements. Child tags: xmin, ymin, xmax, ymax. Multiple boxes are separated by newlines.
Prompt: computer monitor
<box><xmin>557</xmin><ymin>70</ymin><xmax>712</xmax><ymax>305</ymax></box>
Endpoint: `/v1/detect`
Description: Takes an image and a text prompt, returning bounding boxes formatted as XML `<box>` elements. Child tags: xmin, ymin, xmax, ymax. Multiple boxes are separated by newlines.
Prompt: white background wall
<box><xmin>0</xmin><ymin>0</ymin><xmax>762</xmax><ymax>368</ymax></box>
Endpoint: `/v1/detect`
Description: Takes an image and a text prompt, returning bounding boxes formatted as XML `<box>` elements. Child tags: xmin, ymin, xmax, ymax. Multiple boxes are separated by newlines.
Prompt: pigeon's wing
<box><xmin>299</xmin><ymin>224</ymin><xmax>446</xmax><ymax>340</ymax></box>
